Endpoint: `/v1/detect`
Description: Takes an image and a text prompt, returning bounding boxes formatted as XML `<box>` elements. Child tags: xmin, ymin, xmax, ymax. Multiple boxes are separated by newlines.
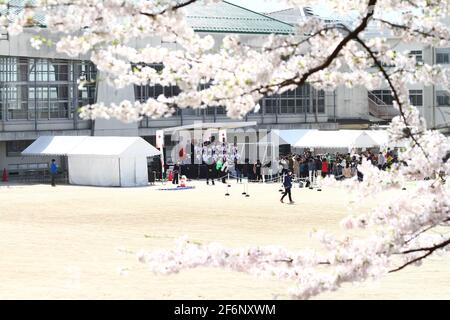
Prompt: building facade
<box><xmin>0</xmin><ymin>1</ymin><xmax>449</xmax><ymax>173</ymax></box>
<box><xmin>268</xmin><ymin>7</ymin><xmax>450</xmax><ymax>132</ymax></box>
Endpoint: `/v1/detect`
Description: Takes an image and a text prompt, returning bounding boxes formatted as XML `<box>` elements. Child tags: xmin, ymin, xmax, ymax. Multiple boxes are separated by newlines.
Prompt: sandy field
<box><xmin>0</xmin><ymin>179</ymin><xmax>449</xmax><ymax>300</ymax></box>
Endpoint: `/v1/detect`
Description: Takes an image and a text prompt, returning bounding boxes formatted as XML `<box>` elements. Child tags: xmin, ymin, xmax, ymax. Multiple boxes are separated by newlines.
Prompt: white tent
<box><xmin>355</xmin><ymin>130</ymin><xmax>405</xmax><ymax>148</ymax></box>
<box><xmin>271</xmin><ymin>129</ymin><xmax>314</xmax><ymax>145</ymax></box>
<box><xmin>365</xmin><ymin>130</ymin><xmax>389</xmax><ymax>147</ymax></box>
<box><xmin>294</xmin><ymin>130</ymin><xmax>379</xmax><ymax>150</ymax></box>
<box><xmin>21</xmin><ymin>136</ymin><xmax>88</xmax><ymax>155</ymax></box>
<box><xmin>23</xmin><ymin>136</ymin><xmax>160</xmax><ymax>187</ymax></box>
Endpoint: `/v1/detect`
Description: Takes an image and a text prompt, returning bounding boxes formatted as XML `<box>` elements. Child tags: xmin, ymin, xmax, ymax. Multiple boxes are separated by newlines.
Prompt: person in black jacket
<box><xmin>280</xmin><ymin>170</ymin><xmax>294</xmax><ymax>204</ymax></box>
<box><xmin>172</xmin><ymin>162</ymin><xmax>180</xmax><ymax>185</ymax></box>
<box><xmin>315</xmin><ymin>156</ymin><xmax>322</xmax><ymax>180</ymax></box>
<box><xmin>254</xmin><ymin>160</ymin><xmax>263</xmax><ymax>182</ymax></box>
<box><xmin>234</xmin><ymin>158</ymin><xmax>242</xmax><ymax>183</ymax></box>
<box><xmin>242</xmin><ymin>158</ymin><xmax>250</xmax><ymax>179</ymax></box>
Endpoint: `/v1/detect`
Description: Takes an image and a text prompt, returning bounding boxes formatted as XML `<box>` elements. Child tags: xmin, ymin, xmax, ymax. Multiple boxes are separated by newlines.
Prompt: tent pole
<box><xmin>118</xmin><ymin>158</ymin><xmax>121</xmax><ymax>187</ymax></box>
<box><xmin>160</xmin><ymin>146</ymin><xmax>165</xmax><ymax>180</ymax></box>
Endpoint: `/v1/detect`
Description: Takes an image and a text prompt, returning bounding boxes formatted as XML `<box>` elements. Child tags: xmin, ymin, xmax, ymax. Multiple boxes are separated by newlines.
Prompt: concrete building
<box><xmin>0</xmin><ymin>1</ymin><xmax>449</xmax><ymax>174</ymax></box>
<box><xmin>267</xmin><ymin>7</ymin><xmax>450</xmax><ymax>132</ymax></box>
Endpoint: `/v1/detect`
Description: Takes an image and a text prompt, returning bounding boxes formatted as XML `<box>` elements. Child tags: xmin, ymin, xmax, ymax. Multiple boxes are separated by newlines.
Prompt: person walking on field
<box><xmin>50</xmin><ymin>159</ymin><xmax>58</xmax><ymax>187</ymax></box>
<box><xmin>280</xmin><ymin>170</ymin><xmax>294</xmax><ymax>204</ymax></box>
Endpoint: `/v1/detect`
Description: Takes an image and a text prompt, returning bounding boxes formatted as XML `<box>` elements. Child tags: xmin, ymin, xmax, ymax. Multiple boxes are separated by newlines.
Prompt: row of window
<box><xmin>371</xmin><ymin>89</ymin><xmax>450</xmax><ymax>107</ymax></box>
<box><xmin>5</xmin><ymin>140</ymin><xmax>34</xmax><ymax>156</ymax></box>
<box><xmin>437</xmin><ymin>91</ymin><xmax>450</xmax><ymax>106</ymax></box>
<box><xmin>371</xmin><ymin>89</ymin><xmax>423</xmax><ymax>106</ymax></box>
<box><xmin>0</xmin><ymin>57</ymin><xmax>96</xmax><ymax>83</ymax></box>
<box><xmin>436</xmin><ymin>53</ymin><xmax>450</xmax><ymax>64</ymax></box>
<box><xmin>0</xmin><ymin>56</ymin><xmax>97</xmax><ymax>120</ymax></box>
<box><xmin>135</xmin><ymin>74</ymin><xmax>326</xmax><ymax>119</ymax></box>
<box><xmin>384</xmin><ymin>49</ymin><xmax>450</xmax><ymax>65</ymax></box>
<box><xmin>371</xmin><ymin>49</ymin><xmax>450</xmax><ymax>65</ymax></box>
<box><xmin>263</xmin><ymin>87</ymin><xmax>325</xmax><ymax>114</ymax></box>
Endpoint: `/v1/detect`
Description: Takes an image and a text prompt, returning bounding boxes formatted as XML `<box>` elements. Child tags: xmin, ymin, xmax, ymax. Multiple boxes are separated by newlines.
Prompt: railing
<box><xmin>368</xmin><ymin>91</ymin><xmax>386</xmax><ymax>105</ymax></box>
<box><xmin>7</xmin><ymin>170</ymin><xmax>68</xmax><ymax>184</ymax></box>
<box><xmin>367</xmin><ymin>92</ymin><xmax>400</xmax><ymax>120</ymax></box>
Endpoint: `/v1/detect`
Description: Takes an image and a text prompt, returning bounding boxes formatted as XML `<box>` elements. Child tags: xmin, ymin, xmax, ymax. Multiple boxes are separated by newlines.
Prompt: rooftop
<box><xmin>1</xmin><ymin>0</ymin><xmax>294</xmax><ymax>35</ymax></box>
<box><xmin>185</xmin><ymin>1</ymin><xmax>294</xmax><ymax>34</ymax></box>
<box><xmin>266</xmin><ymin>6</ymin><xmax>353</xmax><ymax>28</ymax></box>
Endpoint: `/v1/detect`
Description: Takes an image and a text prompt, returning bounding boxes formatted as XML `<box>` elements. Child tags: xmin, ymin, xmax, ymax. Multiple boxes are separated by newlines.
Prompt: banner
<box><xmin>219</xmin><ymin>129</ymin><xmax>227</xmax><ymax>143</ymax></box>
<box><xmin>156</xmin><ymin>130</ymin><xmax>164</xmax><ymax>149</ymax></box>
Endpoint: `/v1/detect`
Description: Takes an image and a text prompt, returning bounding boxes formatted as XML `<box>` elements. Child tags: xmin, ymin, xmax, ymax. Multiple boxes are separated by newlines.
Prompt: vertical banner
<box><xmin>156</xmin><ymin>130</ymin><xmax>164</xmax><ymax>149</ymax></box>
<box><xmin>156</xmin><ymin>130</ymin><xmax>165</xmax><ymax>176</ymax></box>
<box><xmin>219</xmin><ymin>129</ymin><xmax>227</xmax><ymax>143</ymax></box>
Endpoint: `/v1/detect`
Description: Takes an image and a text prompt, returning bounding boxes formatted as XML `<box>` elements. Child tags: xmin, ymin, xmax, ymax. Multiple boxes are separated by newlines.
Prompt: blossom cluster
<box><xmin>3</xmin><ymin>0</ymin><xmax>449</xmax><ymax>299</ymax></box>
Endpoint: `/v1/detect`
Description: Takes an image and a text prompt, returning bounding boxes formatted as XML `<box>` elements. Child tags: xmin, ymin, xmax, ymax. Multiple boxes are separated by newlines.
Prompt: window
<box><xmin>437</xmin><ymin>90</ymin><xmax>450</xmax><ymax>106</ymax></box>
<box><xmin>409</xmin><ymin>50</ymin><xmax>423</xmax><ymax>63</ymax></box>
<box><xmin>134</xmin><ymin>64</ymin><xmax>184</xmax><ymax>120</ymax></box>
<box><xmin>134</xmin><ymin>64</ymin><xmax>181</xmax><ymax>103</ymax></box>
<box><xmin>264</xmin><ymin>99</ymin><xmax>277</xmax><ymax>114</ymax></box>
<box><xmin>6</xmin><ymin>140</ymin><xmax>34</xmax><ymax>157</ymax></box>
<box><xmin>262</xmin><ymin>84</ymin><xmax>325</xmax><ymax>115</ymax></box>
<box><xmin>436</xmin><ymin>52</ymin><xmax>450</xmax><ymax>64</ymax></box>
<box><xmin>216</xmin><ymin>106</ymin><xmax>226</xmax><ymax>115</ymax></box>
<box><xmin>371</xmin><ymin>90</ymin><xmax>394</xmax><ymax>105</ymax></box>
<box><xmin>0</xmin><ymin>56</ymin><xmax>96</xmax><ymax>121</ymax></box>
<box><xmin>206</xmin><ymin>106</ymin><xmax>215</xmax><ymax>115</ymax></box>
<box><xmin>409</xmin><ymin>90</ymin><xmax>423</xmax><ymax>106</ymax></box>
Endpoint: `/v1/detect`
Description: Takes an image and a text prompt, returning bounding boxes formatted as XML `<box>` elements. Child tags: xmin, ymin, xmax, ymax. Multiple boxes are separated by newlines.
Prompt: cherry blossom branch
<box><xmin>390</xmin><ymin>238</ymin><xmax>450</xmax><ymax>273</ymax></box>
<box><xmin>374</xmin><ymin>18</ymin><xmax>450</xmax><ymax>42</ymax></box>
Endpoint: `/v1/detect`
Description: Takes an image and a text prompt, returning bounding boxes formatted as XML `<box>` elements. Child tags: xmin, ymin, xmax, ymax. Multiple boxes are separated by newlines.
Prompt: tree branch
<box><xmin>389</xmin><ymin>238</ymin><xmax>450</xmax><ymax>273</ymax></box>
<box><xmin>352</xmin><ymin>34</ymin><xmax>430</xmax><ymax>161</ymax></box>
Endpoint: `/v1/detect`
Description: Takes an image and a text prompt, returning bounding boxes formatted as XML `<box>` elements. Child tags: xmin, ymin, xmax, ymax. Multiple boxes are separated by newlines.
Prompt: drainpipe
<box><xmin>73</xmin><ymin>61</ymin><xmax>78</xmax><ymax>131</ymax></box>
<box><xmin>432</xmin><ymin>46</ymin><xmax>436</xmax><ymax>129</ymax></box>
<box><xmin>91</xmin><ymin>65</ymin><xmax>99</xmax><ymax>136</ymax></box>
<box><xmin>34</xmin><ymin>71</ymin><xmax>37</xmax><ymax>131</ymax></box>
<box><xmin>275</xmin><ymin>96</ymin><xmax>279</xmax><ymax>124</ymax></box>
<box><xmin>334</xmin><ymin>90</ymin><xmax>336</xmax><ymax>123</ymax></box>
<box><xmin>304</xmin><ymin>86</ymin><xmax>307</xmax><ymax>123</ymax></box>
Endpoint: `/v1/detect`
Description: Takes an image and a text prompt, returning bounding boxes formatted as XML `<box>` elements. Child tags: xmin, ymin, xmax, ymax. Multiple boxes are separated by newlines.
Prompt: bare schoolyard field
<box><xmin>0</xmin><ymin>180</ymin><xmax>449</xmax><ymax>299</ymax></box>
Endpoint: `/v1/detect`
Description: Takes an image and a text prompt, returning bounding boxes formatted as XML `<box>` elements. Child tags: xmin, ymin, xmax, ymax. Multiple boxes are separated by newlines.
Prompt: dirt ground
<box><xmin>0</xmin><ymin>179</ymin><xmax>449</xmax><ymax>300</ymax></box>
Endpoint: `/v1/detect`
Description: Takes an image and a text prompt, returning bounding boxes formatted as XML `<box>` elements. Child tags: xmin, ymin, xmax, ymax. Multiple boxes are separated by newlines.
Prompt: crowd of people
<box><xmin>240</xmin><ymin>148</ymin><xmax>399</xmax><ymax>184</ymax></box>
<box><xmin>284</xmin><ymin>148</ymin><xmax>399</xmax><ymax>183</ymax></box>
<box><xmin>167</xmin><ymin>141</ymin><xmax>400</xmax><ymax>186</ymax></box>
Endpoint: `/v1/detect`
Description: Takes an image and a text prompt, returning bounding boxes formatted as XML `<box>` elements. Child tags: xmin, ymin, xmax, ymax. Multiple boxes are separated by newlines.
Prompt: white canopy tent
<box><xmin>163</xmin><ymin>121</ymin><xmax>257</xmax><ymax>133</ymax></box>
<box><xmin>22</xmin><ymin>136</ymin><xmax>160</xmax><ymax>187</ymax></box>
<box><xmin>350</xmin><ymin>130</ymin><xmax>405</xmax><ymax>148</ymax></box>
<box><xmin>365</xmin><ymin>130</ymin><xmax>389</xmax><ymax>147</ymax></box>
<box><xmin>294</xmin><ymin>130</ymin><xmax>379</xmax><ymax>151</ymax></box>
<box><xmin>271</xmin><ymin>129</ymin><xmax>314</xmax><ymax>145</ymax></box>
<box><xmin>21</xmin><ymin>136</ymin><xmax>88</xmax><ymax>155</ymax></box>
